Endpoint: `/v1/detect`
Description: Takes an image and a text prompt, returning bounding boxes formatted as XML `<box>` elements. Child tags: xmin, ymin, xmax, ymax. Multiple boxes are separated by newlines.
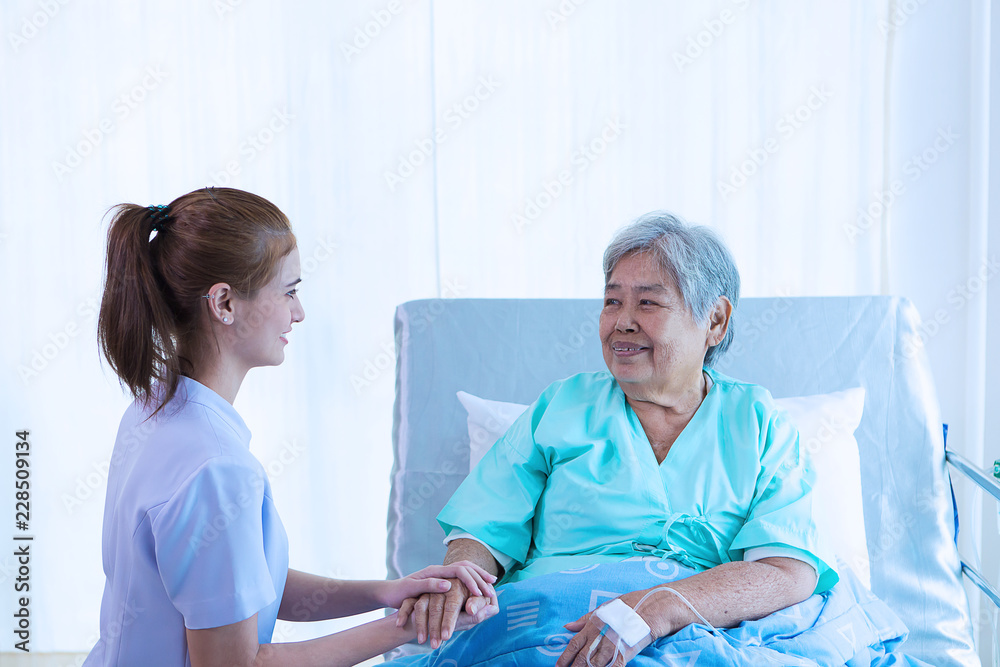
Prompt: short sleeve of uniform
<box><xmin>437</xmin><ymin>389</ymin><xmax>553</xmax><ymax>569</ymax></box>
<box><xmin>728</xmin><ymin>401</ymin><xmax>839</xmax><ymax>595</ymax></box>
<box><xmin>151</xmin><ymin>455</ymin><xmax>277</xmax><ymax>629</ymax></box>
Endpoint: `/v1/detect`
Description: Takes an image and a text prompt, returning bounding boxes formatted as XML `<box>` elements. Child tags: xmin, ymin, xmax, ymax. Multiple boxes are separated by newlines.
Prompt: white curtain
<box><xmin>0</xmin><ymin>0</ymin><xmax>991</xmax><ymax>659</ymax></box>
<box><xmin>885</xmin><ymin>1</ymin><xmax>996</xmax><ymax>662</ymax></box>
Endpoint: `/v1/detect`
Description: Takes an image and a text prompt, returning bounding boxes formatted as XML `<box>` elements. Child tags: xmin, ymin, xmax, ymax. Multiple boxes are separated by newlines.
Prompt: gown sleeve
<box><xmin>728</xmin><ymin>402</ymin><xmax>839</xmax><ymax>595</ymax></box>
<box><xmin>437</xmin><ymin>389</ymin><xmax>553</xmax><ymax>570</ymax></box>
<box><xmin>151</xmin><ymin>455</ymin><xmax>278</xmax><ymax>629</ymax></box>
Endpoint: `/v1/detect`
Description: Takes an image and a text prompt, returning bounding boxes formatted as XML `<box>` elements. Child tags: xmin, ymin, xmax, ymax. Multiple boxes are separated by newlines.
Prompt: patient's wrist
<box><xmin>631</xmin><ymin>591</ymin><xmax>679</xmax><ymax>639</ymax></box>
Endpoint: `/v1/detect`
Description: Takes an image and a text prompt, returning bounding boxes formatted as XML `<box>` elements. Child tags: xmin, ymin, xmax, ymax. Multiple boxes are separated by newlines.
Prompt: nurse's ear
<box><xmin>706</xmin><ymin>296</ymin><xmax>732</xmax><ymax>347</ymax></box>
<box><xmin>203</xmin><ymin>283</ymin><xmax>236</xmax><ymax>326</ymax></box>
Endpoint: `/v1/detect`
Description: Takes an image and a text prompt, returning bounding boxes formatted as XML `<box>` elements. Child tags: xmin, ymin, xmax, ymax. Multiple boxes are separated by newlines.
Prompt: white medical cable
<box><xmin>586</xmin><ymin>586</ymin><xmax>715</xmax><ymax>667</ymax></box>
<box><xmin>585</xmin><ymin>627</ymin><xmax>623</xmax><ymax>667</ymax></box>
<box><xmin>634</xmin><ymin>586</ymin><xmax>717</xmax><ymax>633</ymax></box>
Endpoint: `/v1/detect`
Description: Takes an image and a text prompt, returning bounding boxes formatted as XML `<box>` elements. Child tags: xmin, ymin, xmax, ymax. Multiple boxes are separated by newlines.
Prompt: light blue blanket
<box><xmin>384</xmin><ymin>560</ymin><xmax>932</xmax><ymax>666</ymax></box>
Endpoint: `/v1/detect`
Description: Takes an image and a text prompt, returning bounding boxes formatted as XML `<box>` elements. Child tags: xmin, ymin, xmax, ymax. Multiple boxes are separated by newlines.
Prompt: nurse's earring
<box><xmin>202</xmin><ymin>291</ymin><xmax>233</xmax><ymax>325</ymax></box>
<box><xmin>202</xmin><ymin>294</ymin><xmax>228</xmax><ymax>324</ymax></box>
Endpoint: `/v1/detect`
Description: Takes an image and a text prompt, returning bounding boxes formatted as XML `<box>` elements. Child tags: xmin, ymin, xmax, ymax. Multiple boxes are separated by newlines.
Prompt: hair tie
<box><xmin>147</xmin><ymin>204</ymin><xmax>172</xmax><ymax>233</ymax></box>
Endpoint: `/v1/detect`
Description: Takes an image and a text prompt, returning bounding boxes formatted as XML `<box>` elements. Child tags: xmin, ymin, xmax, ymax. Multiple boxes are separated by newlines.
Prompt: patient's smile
<box><xmin>612</xmin><ymin>342</ymin><xmax>649</xmax><ymax>356</ymax></box>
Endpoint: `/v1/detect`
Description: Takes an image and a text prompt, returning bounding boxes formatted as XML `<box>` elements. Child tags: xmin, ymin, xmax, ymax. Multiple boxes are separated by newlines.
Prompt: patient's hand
<box><xmin>557</xmin><ymin>604</ymin><xmax>653</xmax><ymax>667</ymax></box>
<box><xmin>395</xmin><ymin>588</ymin><xmax>498</xmax><ymax>646</ymax></box>
<box><xmin>398</xmin><ymin>576</ymin><xmax>497</xmax><ymax>649</ymax></box>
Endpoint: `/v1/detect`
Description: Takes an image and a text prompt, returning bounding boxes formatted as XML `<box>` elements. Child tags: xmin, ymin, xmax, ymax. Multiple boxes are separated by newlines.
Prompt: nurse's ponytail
<box><xmin>98</xmin><ymin>187</ymin><xmax>296</xmax><ymax>417</ymax></box>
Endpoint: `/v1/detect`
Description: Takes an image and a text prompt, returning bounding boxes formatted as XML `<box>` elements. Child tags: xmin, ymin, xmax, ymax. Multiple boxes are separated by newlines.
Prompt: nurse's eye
<box><xmin>286</xmin><ymin>288</ymin><xmax>298</xmax><ymax>299</ymax></box>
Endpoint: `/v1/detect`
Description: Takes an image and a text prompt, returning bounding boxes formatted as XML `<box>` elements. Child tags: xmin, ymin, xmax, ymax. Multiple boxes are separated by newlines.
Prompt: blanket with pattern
<box><xmin>383</xmin><ymin>560</ymin><xmax>932</xmax><ymax>666</ymax></box>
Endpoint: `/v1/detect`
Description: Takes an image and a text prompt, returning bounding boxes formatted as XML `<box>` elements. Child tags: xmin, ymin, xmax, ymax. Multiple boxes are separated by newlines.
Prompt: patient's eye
<box><xmin>604</xmin><ymin>298</ymin><xmax>620</xmax><ymax>306</ymax></box>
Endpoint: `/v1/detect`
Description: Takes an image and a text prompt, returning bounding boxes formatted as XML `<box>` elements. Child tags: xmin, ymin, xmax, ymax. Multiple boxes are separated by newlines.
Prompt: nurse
<box><xmin>401</xmin><ymin>212</ymin><xmax>837</xmax><ymax>666</ymax></box>
<box><xmin>86</xmin><ymin>187</ymin><xmax>497</xmax><ymax>666</ymax></box>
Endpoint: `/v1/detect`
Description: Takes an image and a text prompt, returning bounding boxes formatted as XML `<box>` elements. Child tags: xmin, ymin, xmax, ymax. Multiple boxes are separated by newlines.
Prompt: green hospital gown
<box><xmin>437</xmin><ymin>368</ymin><xmax>838</xmax><ymax>595</ymax></box>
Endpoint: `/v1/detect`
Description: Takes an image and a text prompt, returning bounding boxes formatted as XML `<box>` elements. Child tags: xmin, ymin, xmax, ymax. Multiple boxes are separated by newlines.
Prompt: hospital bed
<box><xmin>384</xmin><ymin>296</ymin><xmax>997</xmax><ymax>665</ymax></box>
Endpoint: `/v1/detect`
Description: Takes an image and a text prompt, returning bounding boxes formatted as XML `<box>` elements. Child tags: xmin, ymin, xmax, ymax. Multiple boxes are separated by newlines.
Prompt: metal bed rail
<box><xmin>946</xmin><ymin>448</ymin><xmax>1000</xmax><ymax>609</ymax></box>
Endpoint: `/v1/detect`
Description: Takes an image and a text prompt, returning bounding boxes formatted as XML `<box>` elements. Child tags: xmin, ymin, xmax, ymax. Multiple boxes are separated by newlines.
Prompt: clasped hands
<box><xmin>390</xmin><ymin>561</ymin><xmax>500</xmax><ymax>648</ymax></box>
<box><xmin>393</xmin><ymin>567</ymin><xmax>667</xmax><ymax>666</ymax></box>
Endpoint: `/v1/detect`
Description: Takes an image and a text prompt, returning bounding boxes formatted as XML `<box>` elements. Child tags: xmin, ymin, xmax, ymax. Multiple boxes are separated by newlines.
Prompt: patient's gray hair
<box><xmin>603</xmin><ymin>211</ymin><xmax>741</xmax><ymax>367</ymax></box>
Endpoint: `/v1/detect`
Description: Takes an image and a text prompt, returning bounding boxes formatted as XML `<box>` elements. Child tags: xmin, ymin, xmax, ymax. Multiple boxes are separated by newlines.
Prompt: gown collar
<box><xmin>175</xmin><ymin>375</ymin><xmax>252</xmax><ymax>446</ymax></box>
<box><xmin>617</xmin><ymin>367</ymin><xmax>718</xmax><ymax>467</ymax></box>
<box><xmin>615</xmin><ymin>367</ymin><xmax>718</xmax><ymax>411</ymax></box>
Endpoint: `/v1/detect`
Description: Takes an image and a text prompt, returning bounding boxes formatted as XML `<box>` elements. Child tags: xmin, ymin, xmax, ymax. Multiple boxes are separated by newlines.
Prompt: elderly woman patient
<box><xmin>402</xmin><ymin>212</ymin><xmax>837</xmax><ymax>666</ymax></box>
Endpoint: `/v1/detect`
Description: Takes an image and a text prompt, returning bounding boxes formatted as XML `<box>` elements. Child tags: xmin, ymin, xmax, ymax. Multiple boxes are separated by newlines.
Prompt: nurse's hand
<box><xmin>382</xmin><ymin>562</ymin><xmax>497</xmax><ymax>611</ymax></box>
<box><xmin>398</xmin><ymin>576</ymin><xmax>498</xmax><ymax>649</ymax></box>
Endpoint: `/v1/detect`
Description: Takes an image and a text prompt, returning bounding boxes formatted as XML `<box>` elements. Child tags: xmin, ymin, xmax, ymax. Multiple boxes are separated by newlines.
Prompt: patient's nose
<box><xmin>616</xmin><ymin>310</ymin><xmax>637</xmax><ymax>333</ymax></box>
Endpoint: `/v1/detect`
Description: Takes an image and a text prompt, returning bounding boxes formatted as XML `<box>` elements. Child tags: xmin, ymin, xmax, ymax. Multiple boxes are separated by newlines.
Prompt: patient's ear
<box><xmin>707</xmin><ymin>296</ymin><xmax>732</xmax><ymax>347</ymax></box>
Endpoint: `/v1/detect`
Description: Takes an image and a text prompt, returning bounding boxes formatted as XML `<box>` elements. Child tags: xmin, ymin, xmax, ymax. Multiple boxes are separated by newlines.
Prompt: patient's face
<box><xmin>600</xmin><ymin>252</ymin><xmax>711</xmax><ymax>402</ymax></box>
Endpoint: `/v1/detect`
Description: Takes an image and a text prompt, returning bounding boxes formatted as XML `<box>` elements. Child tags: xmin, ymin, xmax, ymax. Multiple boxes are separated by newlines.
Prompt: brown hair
<box><xmin>98</xmin><ymin>187</ymin><xmax>296</xmax><ymax>417</ymax></box>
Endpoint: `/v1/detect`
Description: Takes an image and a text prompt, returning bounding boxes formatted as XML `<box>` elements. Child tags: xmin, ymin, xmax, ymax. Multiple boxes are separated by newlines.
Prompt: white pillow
<box><xmin>775</xmin><ymin>387</ymin><xmax>869</xmax><ymax>589</ymax></box>
<box><xmin>455</xmin><ymin>386</ymin><xmax>871</xmax><ymax>589</ymax></box>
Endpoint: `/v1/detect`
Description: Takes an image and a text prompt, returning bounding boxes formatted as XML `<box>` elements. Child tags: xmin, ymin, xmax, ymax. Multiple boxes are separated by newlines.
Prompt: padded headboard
<box><xmin>386</xmin><ymin>296</ymin><xmax>977</xmax><ymax>664</ymax></box>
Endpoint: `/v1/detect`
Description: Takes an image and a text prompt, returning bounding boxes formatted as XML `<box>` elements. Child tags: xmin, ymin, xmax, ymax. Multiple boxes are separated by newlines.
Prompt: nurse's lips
<box><xmin>611</xmin><ymin>341</ymin><xmax>648</xmax><ymax>357</ymax></box>
<box><xmin>280</xmin><ymin>329</ymin><xmax>291</xmax><ymax>344</ymax></box>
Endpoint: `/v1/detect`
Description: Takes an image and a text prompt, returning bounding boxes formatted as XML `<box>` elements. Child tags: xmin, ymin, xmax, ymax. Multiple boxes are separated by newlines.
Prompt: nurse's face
<box><xmin>232</xmin><ymin>247</ymin><xmax>305</xmax><ymax>369</ymax></box>
<box><xmin>599</xmin><ymin>252</ymin><xmax>715</xmax><ymax>401</ymax></box>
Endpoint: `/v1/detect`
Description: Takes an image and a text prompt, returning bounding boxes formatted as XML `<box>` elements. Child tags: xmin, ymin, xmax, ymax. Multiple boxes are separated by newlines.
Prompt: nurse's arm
<box><xmin>557</xmin><ymin>557</ymin><xmax>815</xmax><ymax>665</ymax></box>
<box><xmin>188</xmin><ymin>603</ymin><xmax>497</xmax><ymax>666</ymax></box>
<box><xmin>405</xmin><ymin>538</ymin><xmax>502</xmax><ymax>649</ymax></box>
<box><xmin>277</xmin><ymin>564</ymin><xmax>497</xmax><ymax>622</ymax></box>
